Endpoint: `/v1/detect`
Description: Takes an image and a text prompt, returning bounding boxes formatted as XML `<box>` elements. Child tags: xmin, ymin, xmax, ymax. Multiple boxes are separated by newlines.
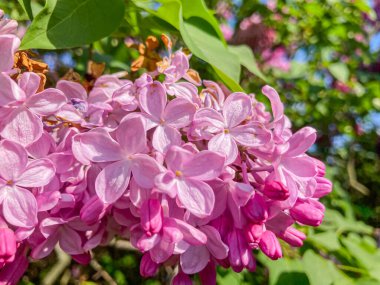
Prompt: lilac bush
<box><xmin>0</xmin><ymin>11</ymin><xmax>332</xmax><ymax>284</ymax></box>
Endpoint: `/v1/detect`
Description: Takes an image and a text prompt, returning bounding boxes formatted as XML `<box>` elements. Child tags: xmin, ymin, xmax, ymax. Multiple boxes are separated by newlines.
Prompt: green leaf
<box><xmin>328</xmin><ymin>63</ymin><xmax>350</xmax><ymax>83</ymax></box>
<box><xmin>132</xmin><ymin>0</ymin><xmax>243</xmax><ymax>91</ymax></box>
<box><xmin>303</xmin><ymin>250</ymin><xmax>354</xmax><ymax>285</ymax></box>
<box><xmin>259</xmin><ymin>254</ymin><xmax>309</xmax><ymax>285</ymax></box>
<box><xmin>18</xmin><ymin>0</ymin><xmax>34</xmax><ymax>20</ymax></box>
<box><xmin>308</xmin><ymin>231</ymin><xmax>341</xmax><ymax>251</ymax></box>
<box><xmin>229</xmin><ymin>45</ymin><xmax>268</xmax><ymax>82</ymax></box>
<box><xmin>20</xmin><ymin>0</ymin><xmax>125</xmax><ymax>49</ymax></box>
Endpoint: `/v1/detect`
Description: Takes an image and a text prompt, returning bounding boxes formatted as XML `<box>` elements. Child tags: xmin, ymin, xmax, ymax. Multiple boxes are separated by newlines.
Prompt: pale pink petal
<box><xmin>180</xmin><ymin>246</ymin><xmax>210</xmax><ymax>274</ymax></box>
<box><xmin>231</xmin><ymin>124</ymin><xmax>272</xmax><ymax>147</ymax></box>
<box><xmin>18</xmin><ymin>72</ymin><xmax>40</xmax><ymax>98</ymax></box>
<box><xmin>167</xmin><ymin>82</ymin><xmax>201</xmax><ymax>105</ymax></box>
<box><xmin>56</xmin><ymin>80</ymin><xmax>87</xmax><ymax>100</ymax></box>
<box><xmin>55</xmin><ymin>105</ymin><xmax>83</xmax><ymax>123</ymax></box>
<box><xmin>0</xmin><ymin>106</ymin><xmax>42</xmax><ymax>146</ymax></box>
<box><xmin>182</xmin><ymin>150</ymin><xmax>225</xmax><ymax>180</ymax></box>
<box><xmin>26</xmin><ymin>131</ymin><xmax>55</xmax><ymax>158</ymax></box>
<box><xmin>152</xmin><ymin>125</ymin><xmax>182</xmax><ymax>154</ymax></box>
<box><xmin>164</xmin><ymin>98</ymin><xmax>196</xmax><ymax>128</ymax></box>
<box><xmin>174</xmin><ymin>219</ymin><xmax>207</xmax><ymax>245</ymax></box>
<box><xmin>0</xmin><ymin>140</ymin><xmax>27</xmax><ymax>180</ymax></box>
<box><xmin>201</xmin><ymin>225</ymin><xmax>229</xmax><ymax>260</ymax></box>
<box><xmin>165</xmin><ymin>146</ymin><xmax>193</xmax><ymax>172</ymax></box>
<box><xmin>193</xmin><ymin>108</ymin><xmax>225</xmax><ymax>132</ymax></box>
<box><xmin>0</xmin><ymin>73</ymin><xmax>25</xmax><ymax>105</ymax></box>
<box><xmin>59</xmin><ymin>227</ymin><xmax>84</xmax><ymax>255</ymax></box>
<box><xmin>282</xmin><ymin>156</ymin><xmax>317</xmax><ymax>178</ymax></box>
<box><xmin>150</xmin><ymin>239</ymin><xmax>174</xmax><ymax>264</ymax></box>
<box><xmin>154</xmin><ymin>171</ymin><xmax>178</xmax><ymax>198</ymax></box>
<box><xmin>26</xmin><ymin>88</ymin><xmax>67</xmax><ymax>116</ymax></box>
<box><xmin>177</xmin><ymin>178</ymin><xmax>215</xmax><ymax>218</ymax></box>
<box><xmin>72</xmin><ymin>130</ymin><xmax>123</xmax><ymax>164</ymax></box>
<box><xmin>139</xmin><ymin>81</ymin><xmax>167</xmax><ymax>120</ymax></box>
<box><xmin>16</xmin><ymin>158</ymin><xmax>55</xmax><ymax>187</ymax></box>
<box><xmin>131</xmin><ymin>154</ymin><xmax>161</xmax><ymax>189</ymax></box>
<box><xmin>262</xmin><ymin>85</ymin><xmax>284</xmax><ymax>123</ymax></box>
<box><xmin>0</xmin><ymin>35</ymin><xmax>20</xmax><ymax>72</ymax></box>
<box><xmin>3</xmin><ymin>186</ymin><xmax>37</xmax><ymax>228</ymax></box>
<box><xmin>285</xmin><ymin>127</ymin><xmax>317</xmax><ymax>157</ymax></box>
<box><xmin>116</xmin><ymin>115</ymin><xmax>148</xmax><ymax>155</ymax></box>
<box><xmin>208</xmin><ymin>133</ymin><xmax>237</xmax><ymax>165</ymax></box>
<box><xmin>96</xmin><ymin>160</ymin><xmax>131</xmax><ymax>204</ymax></box>
<box><xmin>223</xmin><ymin>92</ymin><xmax>252</xmax><ymax>128</ymax></box>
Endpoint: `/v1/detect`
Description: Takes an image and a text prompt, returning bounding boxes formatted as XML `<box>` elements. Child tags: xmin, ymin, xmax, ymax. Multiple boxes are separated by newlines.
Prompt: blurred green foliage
<box><xmin>1</xmin><ymin>0</ymin><xmax>380</xmax><ymax>284</ymax></box>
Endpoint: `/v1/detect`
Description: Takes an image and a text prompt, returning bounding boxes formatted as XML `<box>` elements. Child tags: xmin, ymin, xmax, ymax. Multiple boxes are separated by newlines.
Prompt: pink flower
<box><xmin>0</xmin><ymin>72</ymin><xmax>67</xmax><ymax>146</ymax></box>
<box><xmin>0</xmin><ymin>140</ymin><xmax>55</xmax><ymax>227</ymax></box>
<box><xmin>192</xmin><ymin>92</ymin><xmax>271</xmax><ymax>164</ymax></box>
<box><xmin>155</xmin><ymin>146</ymin><xmax>225</xmax><ymax>217</ymax></box>
<box><xmin>139</xmin><ymin>80</ymin><xmax>196</xmax><ymax>153</ymax></box>
<box><xmin>73</xmin><ymin>115</ymin><xmax>161</xmax><ymax>203</ymax></box>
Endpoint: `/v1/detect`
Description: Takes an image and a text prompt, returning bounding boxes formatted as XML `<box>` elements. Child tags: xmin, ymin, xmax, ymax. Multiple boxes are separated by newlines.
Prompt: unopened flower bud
<box><xmin>263</xmin><ymin>180</ymin><xmax>289</xmax><ymax>201</ymax></box>
<box><xmin>140</xmin><ymin>253</ymin><xmax>159</xmax><ymax>277</ymax></box>
<box><xmin>278</xmin><ymin>227</ymin><xmax>306</xmax><ymax>247</ymax></box>
<box><xmin>242</xmin><ymin>194</ymin><xmax>268</xmax><ymax>223</ymax></box>
<box><xmin>290</xmin><ymin>199</ymin><xmax>325</xmax><ymax>227</ymax></box>
<box><xmin>259</xmin><ymin>230</ymin><xmax>282</xmax><ymax>260</ymax></box>
<box><xmin>141</xmin><ymin>199</ymin><xmax>163</xmax><ymax>236</ymax></box>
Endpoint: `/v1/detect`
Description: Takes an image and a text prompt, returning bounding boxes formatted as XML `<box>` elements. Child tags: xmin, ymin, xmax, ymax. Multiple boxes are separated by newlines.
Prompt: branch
<box><xmin>90</xmin><ymin>259</ymin><xmax>117</xmax><ymax>285</ymax></box>
<box><xmin>347</xmin><ymin>156</ymin><xmax>370</xmax><ymax>195</ymax></box>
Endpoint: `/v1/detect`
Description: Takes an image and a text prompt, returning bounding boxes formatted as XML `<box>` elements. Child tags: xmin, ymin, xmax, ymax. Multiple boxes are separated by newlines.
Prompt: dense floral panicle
<box><xmin>0</xmin><ymin>12</ymin><xmax>332</xmax><ymax>285</ymax></box>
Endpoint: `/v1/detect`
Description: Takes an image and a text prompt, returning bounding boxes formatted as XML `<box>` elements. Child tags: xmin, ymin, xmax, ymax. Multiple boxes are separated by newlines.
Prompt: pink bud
<box><xmin>172</xmin><ymin>271</ymin><xmax>192</xmax><ymax>285</ymax></box>
<box><xmin>259</xmin><ymin>230</ymin><xmax>282</xmax><ymax>260</ymax></box>
<box><xmin>140</xmin><ymin>253</ymin><xmax>159</xmax><ymax>277</ymax></box>
<box><xmin>244</xmin><ymin>224</ymin><xmax>263</xmax><ymax>247</ymax></box>
<box><xmin>80</xmin><ymin>196</ymin><xmax>108</xmax><ymax>225</ymax></box>
<box><xmin>242</xmin><ymin>194</ymin><xmax>268</xmax><ymax>223</ymax></box>
<box><xmin>290</xmin><ymin>199</ymin><xmax>325</xmax><ymax>226</ymax></box>
<box><xmin>141</xmin><ymin>199</ymin><xmax>163</xmax><ymax>236</ymax></box>
<box><xmin>263</xmin><ymin>181</ymin><xmax>289</xmax><ymax>201</ymax></box>
<box><xmin>278</xmin><ymin>227</ymin><xmax>306</xmax><ymax>247</ymax></box>
<box><xmin>313</xmin><ymin>177</ymin><xmax>332</xmax><ymax>198</ymax></box>
<box><xmin>71</xmin><ymin>253</ymin><xmax>91</xmax><ymax>265</ymax></box>
<box><xmin>0</xmin><ymin>228</ymin><xmax>16</xmax><ymax>264</ymax></box>
<box><xmin>228</xmin><ymin>228</ymin><xmax>254</xmax><ymax>271</ymax></box>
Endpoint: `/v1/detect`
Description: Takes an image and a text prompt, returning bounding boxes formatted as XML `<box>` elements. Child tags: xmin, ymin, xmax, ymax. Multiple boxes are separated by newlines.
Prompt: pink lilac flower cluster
<box><xmin>0</xmin><ymin>11</ymin><xmax>332</xmax><ymax>285</ymax></box>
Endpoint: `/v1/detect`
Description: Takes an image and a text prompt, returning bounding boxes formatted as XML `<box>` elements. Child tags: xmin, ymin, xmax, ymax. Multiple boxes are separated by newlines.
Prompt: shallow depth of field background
<box><xmin>1</xmin><ymin>0</ymin><xmax>380</xmax><ymax>284</ymax></box>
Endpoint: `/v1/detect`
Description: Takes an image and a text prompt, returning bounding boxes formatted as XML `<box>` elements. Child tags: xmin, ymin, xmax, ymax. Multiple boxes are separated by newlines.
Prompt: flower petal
<box><xmin>208</xmin><ymin>133</ymin><xmax>237</xmax><ymax>165</ymax></box>
<box><xmin>131</xmin><ymin>154</ymin><xmax>161</xmax><ymax>189</ymax></box>
<box><xmin>18</xmin><ymin>72</ymin><xmax>40</xmax><ymax>98</ymax></box>
<box><xmin>164</xmin><ymin>98</ymin><xmax>196</xmax><ymax>128</ymax></box>
<box><xmin>180</xmin><ymin>246</ymin><xmax>210</xmax><ymax>274</ymax></box>
<box><xmin>72</xmin><ymin>129</ymin><xmax>123</xmax><ymax>164</ymax></box>
<box><xmin>0</xmin><ymin>106</ymin><xmax>42</xmax><ymax>146</ymax></box>
<box><xmin>26</xmin><ymin>88</ymin><xmax>67</xmax><ymax>116</ymax></box>
<box><xmin>16</xmin><ymin>158</ymin><xmax>55</xmax><ymax>187</ymax></box>
<box><xmin>223</xmin><ymin>92</ymin><xmax>252</xmax><ymax>128</ymax></box>
<box><xmin>138</xmin><ymin>81</ymin><xmax>166</xmax><ymax>120</ymax></box>
<box><xmin>3</xmin><ymin>186</ymin><xmax>38</xmax><ymax>228</ymax></box>
<box><xmin>177</xmin><ymin>178</ymin><xmax>215</xmax><ymax>218</ymax></box>
<box><xmin>0</xmin><ymin>35</ymin><xmax>20</xmax><ymax>73</ymax></box>
<box><xmin>56</xmin><ymin>80</ymin><xmax>87</xmax><ymax>100</ymax></box>
<box><xmin>285</xmin><ymin>127</ymin><xmax>317</xmax><ymax>157</ymax></box>
<box><xmin>152</xmin><ymin>125</ymin><xmax>182</xmax><ymax>154</ymax></box>
<box><xmin>116</xmin><ymin>115</ymin><xmax>148</xmax><ymax>155</ymax></box>
<box><xmin>96</xmin><ymin>160</ymin><xmax>131</xmax><ymax>204</ymax></box>
<box><xmin>0</xmin><ymin>140</ymin><xmax>27</xmax><ymax>180</ymax></box>
<box><xmin>182</xmin><ymin>150</ymin><xmax>225</xmax><ymax>180</ymax></box>
<box><xmin>262</xmin><ymin>85</ymin><xmax>284</xmax><ymax>123</ymax></box>
<box><xmin>59</xmin><ymin>227</ymin><xmax>84</xmax><ymax>255</ymax></box>
<box><xmin>231</xmin><ymin>124</ymin><xmax>272</xmax><ymax>147</ymax></box>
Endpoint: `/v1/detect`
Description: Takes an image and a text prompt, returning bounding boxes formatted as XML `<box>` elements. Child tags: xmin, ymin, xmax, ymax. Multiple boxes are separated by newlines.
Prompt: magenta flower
<box><xmin>139</xmin><ymin>80</ymin><xmax>196</xmax><ymax>153</ymax></box>
<box><xmin>73</xmin><ymin>115</ymin><xmax>161</xmax><ymax>203</ymax></box>
<box><xmin>155</xmin><ymin>146</ymin><xmax>225</xmax><ymax>217</ymax></box>
<box><xmin>192</xmin><ymin>92</ymin><xmax>271</xmax><ymax>164</ymax></box>
<box><xmin>0</xmin><ymin>72</ymin><xmax>67</xmax><ymax>146</ymax></box>
<box><xmin>0</xmin><ymin>140</ymin><xmax>55</xmax><ymax>227</ymax></box>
